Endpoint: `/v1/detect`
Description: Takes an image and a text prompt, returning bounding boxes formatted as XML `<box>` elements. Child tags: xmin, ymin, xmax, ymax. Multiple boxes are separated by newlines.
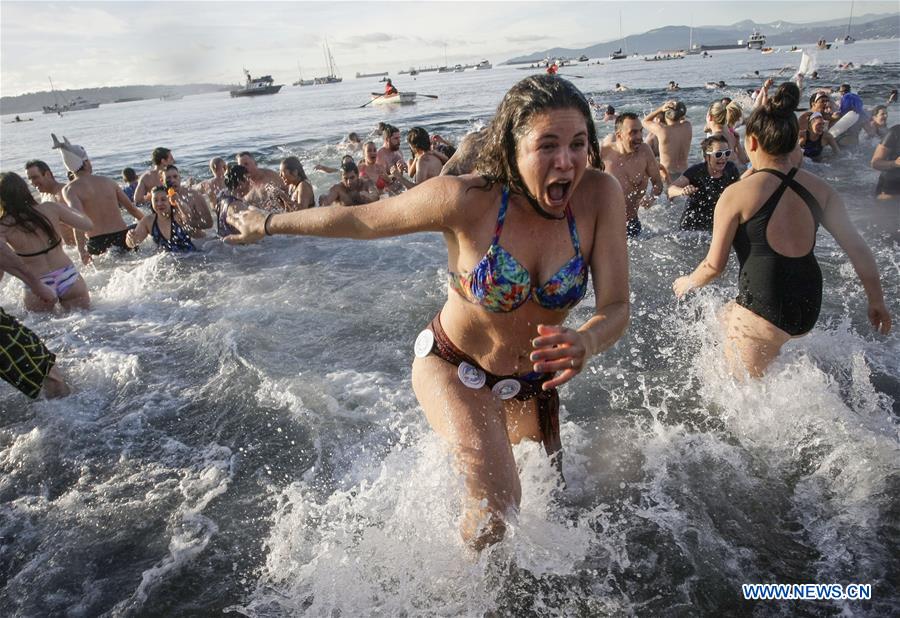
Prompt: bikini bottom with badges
<box><xmin>415</xmin><ymin>312</ymin><xmax>562</xmax><ymax>470</ymax></box>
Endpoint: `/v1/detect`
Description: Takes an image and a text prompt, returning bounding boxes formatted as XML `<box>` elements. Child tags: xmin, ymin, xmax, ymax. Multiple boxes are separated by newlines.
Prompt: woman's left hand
<box><xmin>530</xmin><ymin>324</ymin><xmax>588</xmax><ymax>390</ymax></box>
<box><xmin>672</xmin><ymin>275</ymin><xmax>694</xmax><ymax>298</ymax></box>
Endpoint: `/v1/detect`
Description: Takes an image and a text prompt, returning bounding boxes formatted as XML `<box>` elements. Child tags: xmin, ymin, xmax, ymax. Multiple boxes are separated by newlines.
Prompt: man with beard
<box><xmin>319</xmin><ymin>161</ymin><xmax>379</xmax><ymax>206</ymax></box>
<box><xmin>601</xmin><ymin>113</ymin><xmax>664</xmax><ymax>237</ymax></box>
<box><xmin>376</xmin><ymin>125</ymin><xmax>407</xmax><ymax>175</ymax></box>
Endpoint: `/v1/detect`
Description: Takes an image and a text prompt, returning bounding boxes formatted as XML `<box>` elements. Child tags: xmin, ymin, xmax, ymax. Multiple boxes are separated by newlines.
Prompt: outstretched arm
<box><xmin>673</xmin><ymin>183</ymin><xmax>742</xmax><ymax>296</ymax></box>
<box><xmin>820</xmin><ymin>190</ymin><xmax>891</xmax><ymax>334</ymax></box>
<box><xmin>226</xmin><ymin>175</ymin><xmax>467</xmax><ymax>244</ymax></box>
<box><xmin>125</xmin><ymin>217</ymin><xmax>152</xmax><ymax>249</ymax></box>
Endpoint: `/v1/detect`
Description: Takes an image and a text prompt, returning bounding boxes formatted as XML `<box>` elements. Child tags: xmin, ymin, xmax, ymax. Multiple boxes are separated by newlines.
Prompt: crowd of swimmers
<box><xmin>1</xmin><ymin>72</ymin><xmax>895</xmax><ymax>550</ymax></box>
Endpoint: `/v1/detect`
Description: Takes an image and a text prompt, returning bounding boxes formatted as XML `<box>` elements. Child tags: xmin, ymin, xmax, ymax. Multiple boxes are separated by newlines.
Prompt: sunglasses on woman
<box><xmin>707</xmin><ymin>150</ymin><xmax>732</xmax><ymax>160</ymax></box>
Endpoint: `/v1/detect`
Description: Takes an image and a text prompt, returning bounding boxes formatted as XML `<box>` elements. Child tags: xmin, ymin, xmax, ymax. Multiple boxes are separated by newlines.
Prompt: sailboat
<box><xmin>293</xmin><ymin>62</ymin><xmax>314</xmax><ymax>86</ymax></box>
<box><xmin>610</xmin><ymin>13</ymin><xmax>627</xmax><ymax>59</ymax></box>
<box><xmin>686</xmin><ymin>18</ymin><xmax>701</xmax><ymax>54</ymax></box>
<box><xmin>42</xmin><ymin>76</ymin><xmax>100</xmax><ymax>114</ymax></box>
<box><xmin>840</xmin><ymin>0</ymin><xmax>856</xmax><ymax>44</ymax></box>
<box><xmin>313</xmin><ymin>39</ymin><xmax>342</xmax><ymax>85</ymax></box>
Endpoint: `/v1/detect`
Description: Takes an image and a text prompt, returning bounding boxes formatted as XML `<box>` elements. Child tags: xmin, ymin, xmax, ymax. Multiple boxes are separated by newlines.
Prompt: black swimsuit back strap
<box><xmin>755</xmin><ymin>167</ymin><xmax>824</xmax><ymax>222</ymax></box>
<box><xmin>16</xmin><ymin>235</ymin><xmax>61</xmax><ymax>257</ymax></box>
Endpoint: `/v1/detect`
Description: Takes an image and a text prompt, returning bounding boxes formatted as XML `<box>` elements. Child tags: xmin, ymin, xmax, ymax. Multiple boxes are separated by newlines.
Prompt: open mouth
<box><xmin>546</xmin><ymin>180</ymin><xmax>571</xmax><ymax>206</ymax></box>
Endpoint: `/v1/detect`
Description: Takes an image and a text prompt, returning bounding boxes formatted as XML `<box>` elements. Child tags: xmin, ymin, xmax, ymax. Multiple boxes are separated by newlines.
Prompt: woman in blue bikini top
<box><xmin>224</xmin><ymin>75</ymin><xmax>631</xmax><ymax>551</ymax></box>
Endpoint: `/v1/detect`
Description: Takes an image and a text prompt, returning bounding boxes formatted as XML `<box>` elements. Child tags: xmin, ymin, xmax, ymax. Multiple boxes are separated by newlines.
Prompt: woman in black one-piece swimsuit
<box><xmin>673</xmin><ymin>83</ymin><xmax>891</xmax><ymax>378</ymax></box>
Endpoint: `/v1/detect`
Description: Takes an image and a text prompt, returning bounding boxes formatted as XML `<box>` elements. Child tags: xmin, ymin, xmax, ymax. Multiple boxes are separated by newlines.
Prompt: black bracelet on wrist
<box><xmin>264</xmin><ymin>213</ymin><xmax>274</xmax><ymax>236</ymax></box>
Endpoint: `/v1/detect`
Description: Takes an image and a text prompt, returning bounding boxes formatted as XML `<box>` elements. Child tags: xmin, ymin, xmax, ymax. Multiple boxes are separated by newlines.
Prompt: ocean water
<box><xmin>1</xmin><ymin>40</ymin><xmax>898</xmax><ymax>617</ymax></box>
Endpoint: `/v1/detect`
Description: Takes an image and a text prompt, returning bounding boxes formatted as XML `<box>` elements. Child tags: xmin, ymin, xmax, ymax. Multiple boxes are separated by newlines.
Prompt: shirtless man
<box><xmin>643</xmin><ymin>100</ymin><xmax>693</xmax><ymax>181</ymax></box>
<box><xmin>375</xmin><ymin>125</ymin><xmax>407</xmax><ymax>175</ymax></box>
<box><xmin>161</xmin><ymin>165</ymin><xmax>213</xmax><ymax>231</ymax></box>
<box><xmin>25</xmin><ymin>159</ymin><xmax>77</xmax><ymax>246</ymax></box>
<box><xmin>600</xmin><ymin>113</ymin><xmax>664</xmax><ymax>237</ymax></box>
<box><xmin>134</xmin><ymin>147</ymin><xmax>175</xmax><ymax>207</ymax></box>
<box><xmin>236</xmin><ymin>152</ymin><xmax>284</xmax><ymax>190</ymax></box>
<box><xmin>318</xmin><ymin>161</ymin><xmax>379</xmax><ymax>206</ymax></box>
<box><xmin>406</xmin><ymin>127</ymin><xmax>444</xmax><ymax>183</ymax></box>
<box><xmin>52</xmin><ymin>135</ymin><xmax>145</xmax><ymax>262</ymax></box>
<box><xmin>358</xmin><ymin>141</ymin><xmax>391</xmax><ymax>192</ymax></box>
<box><xmin>200</xmin><ymin>157</ymin><xmax>226</xmax><ymax>205</ymax></box>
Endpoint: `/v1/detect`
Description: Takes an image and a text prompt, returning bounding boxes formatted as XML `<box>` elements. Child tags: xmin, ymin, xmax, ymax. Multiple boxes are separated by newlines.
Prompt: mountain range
<box><xmin>504</xmin><ymin>13</ymin><xmax>899</xmax><ymax>63</ymax></box>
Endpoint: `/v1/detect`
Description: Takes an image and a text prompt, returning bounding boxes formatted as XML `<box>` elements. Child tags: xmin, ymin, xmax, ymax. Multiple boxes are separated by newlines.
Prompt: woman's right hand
<box><xmin>681</xmin><ymin>184</ymin><xmax>698</xmax><ymax>196</ymax></box>
<box><xmin>31</xmin><ymin>280</ymin><xmax>58</xmax><ymax>304</ymax></box>
<box><xmin>224</xmin><ymin>208</ymin><xmax>267</xmax><ymax>244</ymax></box>
<box><xmin>868</xmin><ymin>299</ymin><xmax>892</xmax><ymax>335</ymax></box>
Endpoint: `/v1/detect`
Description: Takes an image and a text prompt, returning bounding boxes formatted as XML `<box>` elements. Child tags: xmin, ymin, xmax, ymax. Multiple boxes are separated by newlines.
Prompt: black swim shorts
<box><xmin>0</xmin><ymin>308</ymin><xmax>56</xmax><ymax>399</ymax></box>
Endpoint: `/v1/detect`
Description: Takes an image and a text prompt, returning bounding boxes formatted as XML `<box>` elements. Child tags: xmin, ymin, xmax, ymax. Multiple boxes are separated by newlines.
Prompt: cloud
<box><xmin>340</xmin><ymin>32</ymin><xmax>398</xmax><ymax>46</ymax></box>
<box><xmin>505</xmin><ymin>34</ymin><xmax>553</xmax><ymax>43</ymax></box>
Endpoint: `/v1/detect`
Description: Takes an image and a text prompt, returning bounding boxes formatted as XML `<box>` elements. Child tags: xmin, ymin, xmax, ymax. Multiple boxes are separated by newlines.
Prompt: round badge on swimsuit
<box><xmin>457</xmin><ymin>362</ymin><xmax>486</xmax><ymax>389</ymax></box>
<box><xmin>414</xmin><ymin>329</ymin><xmax>434</xmax><ymax>358</ymax></box>
<box><xmin>491</xmin><ymin>379</ymin><xmax>521</xmax><ymax>400</ymax></box>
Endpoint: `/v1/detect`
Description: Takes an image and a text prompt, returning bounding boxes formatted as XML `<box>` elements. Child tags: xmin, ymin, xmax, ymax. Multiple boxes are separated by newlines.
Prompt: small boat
<box><xmin>453</xmin><ymin>64</ymin><xmax>465</xmax><ymax>72</ymax></box>
<box><xmin>356</xmin><ymin>71</ymin><xmax>389</xmax><ymax>79</ymax></box>
<box><xmin>475</xmin><ymin>60</ymin><xmax>492</xmax><ymax>70</ymax></box>
<box><xmin>43</xmin><ymin>96</ymin><xmax>100</xmax><ymax>114</ymax></box>
<box><xmin>746</xmin><ymin>30</ymin><xmax>766</xmax><ymax>50</ymax></box>
<box><xmin>841</xmin><ymin>1</ymin><xmax>856</xmax><ymax>44</ymax></box>
<box><xmin>371</xmin><ymin>92</ymin><xmax>417</xmax><ymax>106</ymax></box>
<box><xmin>761</xmin><ymin>47</ymin><xmax>775</xmax><ymax>54</ymax></box>
<box><xmin>230</xmin><ymin>70</ymin><xmax>283</xmax><ymax>97</ymax></box>
<box><xmin>160</xmin><ymin>92</ymin><xmax>183</xmax><ymax>101</ymax></box>
<box><xmin>609</xmin><ymin>48</ymin><xmax>627</xmax><ymax>60</ymax></box>
<box><xmin>409</xmin><ymin>69</ymin><xmax>419</xmax><ymax>76</ymax></box>
<box><xmin>578</xmin><ymin>55</ymin><xmax>589</xmax><ymax>62</ymax></box>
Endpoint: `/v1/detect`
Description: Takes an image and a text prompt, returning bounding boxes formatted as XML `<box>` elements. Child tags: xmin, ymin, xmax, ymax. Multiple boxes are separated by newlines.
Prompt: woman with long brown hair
<box><xmin>0</xmin><ymin>171</ymin><xmax>93</xmax><ymax>311</ymax></box>
<box><xmin>224</xmin><ymin>75</ymin><xmax>630</xmax><ymax>550</ymax></box>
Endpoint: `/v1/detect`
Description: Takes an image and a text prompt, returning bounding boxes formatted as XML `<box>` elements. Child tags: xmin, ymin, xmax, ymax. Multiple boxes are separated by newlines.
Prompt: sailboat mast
<box><xmin>847</xmin><ymin>0</ymin><xmax>854</xmax><ymax>37</ymax></box>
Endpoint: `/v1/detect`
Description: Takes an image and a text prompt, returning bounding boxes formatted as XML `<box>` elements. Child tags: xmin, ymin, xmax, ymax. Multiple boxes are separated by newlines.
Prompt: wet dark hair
<box><xmin>474</xmin><ymin>76</ymin><xmax>601</xmax><ymax>218</ymax></box>
<box><xmin>745</xmin><ymin>82</ymin><xmax>800</xmax><ymax>156</ymax></box>
<box><xmin>341</xmin><ymin>160</ymin><xmax>359</xmax><ymax>175</ymax></box>
<box><xmin>810</xmin><ymin>91</ymin><xmax>831</xmax><ymax>107</ymax></box>
<box><xmin>700</xmin><ymin>133</ymin><xmax>729</xmax><ymax>154</ymax></box>
<box><xmin>382</xmin><ymin>124</ymin><xmax>399</xmax><ymax>141</ymax></box>
<box><xmin>614</xmin><ymin>111</ymin><xmax>639</xmax><ymax>132</ymax></box>
<box><xmin>281</xmin><ymin>156</ymin><xmax>308</xmax><ymax>182</ymax></box>
<box><xmin>605</xmin><ymin>105</ymin><xmax>615</xmax><ymax>115</ymax></box>
<box><xmin>165</xmin><ymin>164</ymin><xmax>178</xmax><ymax>172</ymax></box>
<box><xmin>237</xmin><ymin>151</ymin><xmax>254</xmax><ymax>161</ymax></box>
<box><xmin>407</xmin><ymin>127</ymin><xmax>431</xmax><ymax>152</ymax></box>
<box><xmin>151</xmin><ymin>147</ymin><xmax>171</xmax><ymax>166</ymax></box>
<box><xmin>25</xmin><ymin>160</ymin><xmax>52</xmax><ymax>175</ymax></box>
<box><xmin>150</xmin><ymin>185</ymin><xmax>168</xmax><ymax>196</ymax></box>
<box><xmin>122</xmin><ymin>167</ymin><xmax>137</xmax><ymax>182</ymax></box>
<box><xmin>871</xmin><ymin>104</ymin><xmax>886</xmax><ymax>116</ymax></box>
<box><xmin>224</xmin><ymin>164</ymin><xmax>248</xmax><ymax>190</ymax></box>
<box><xmin>348</xmin><ymin>132</ymin><xmax>360</xmax><ymax>143</ymax></box>
<box><xmin>0</xmin><ymin>172</ymin><xmax>60</xmax><ymax>244</ymax></box>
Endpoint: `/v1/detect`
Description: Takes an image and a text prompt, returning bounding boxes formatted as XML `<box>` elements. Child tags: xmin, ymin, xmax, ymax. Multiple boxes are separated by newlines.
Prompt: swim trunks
<box><xmin>85</xmin><ymin>226</ymin><xmax>135</xmax><ymax>255</ymax></box>
<box><xmin>0</xmin><ymin>307</ymin><xmax>56</xmax><ymax>399</ymax></box>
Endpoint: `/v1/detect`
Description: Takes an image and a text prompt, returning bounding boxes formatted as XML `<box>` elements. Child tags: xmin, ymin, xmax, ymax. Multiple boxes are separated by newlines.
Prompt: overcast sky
<box><xmin>2</xmin><ymin>0</ymin><xmax>896</xmax><ymax>96</ymax></box>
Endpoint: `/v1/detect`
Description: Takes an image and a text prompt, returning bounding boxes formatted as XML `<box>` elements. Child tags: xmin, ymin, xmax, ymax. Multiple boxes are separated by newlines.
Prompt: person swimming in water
<box><xmin>673</xmin><ymin>82</ymin><xmax>891</xmax><ymax>378</ymax></box>
<box><xmin>224</xmin><ymin>75</ymin><xmax>630</xmax><ymax>551</ymax></box>
<box><xmin>126</xmin><ymin>186</ymin><xmax>199</xmax><ymax>252</ymax></box>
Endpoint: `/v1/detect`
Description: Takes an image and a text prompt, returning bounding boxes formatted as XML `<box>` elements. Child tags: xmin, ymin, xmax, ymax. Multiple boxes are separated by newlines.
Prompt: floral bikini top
<box><xmin>449</xmin><ymin>186</ymin><xmax>589</xmax><ymax>312</ymax></box>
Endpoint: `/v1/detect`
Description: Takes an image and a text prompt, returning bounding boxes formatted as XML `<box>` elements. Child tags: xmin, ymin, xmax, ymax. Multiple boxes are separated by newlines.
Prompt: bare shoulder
<box><xmin>637</xmin><ymin>143</ymin><xmax>656</xmax><ymax>160</ymax></box>
<box><xmin>793</xmin><ymin>167</ymin><xmax>837</xmax><ymax>204</ymax></box>
<box><xmin>573</xmin><ymin>169</ymin><xmax>623</xmax><ymax>215</ymax></box>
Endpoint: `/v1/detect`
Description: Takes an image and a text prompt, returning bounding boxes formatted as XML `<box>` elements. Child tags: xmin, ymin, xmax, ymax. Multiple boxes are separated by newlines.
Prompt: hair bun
<box><xmin>767</xmin><ymin>82</ymin><xmax>800</xmax><ymax>117</ymax></box>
